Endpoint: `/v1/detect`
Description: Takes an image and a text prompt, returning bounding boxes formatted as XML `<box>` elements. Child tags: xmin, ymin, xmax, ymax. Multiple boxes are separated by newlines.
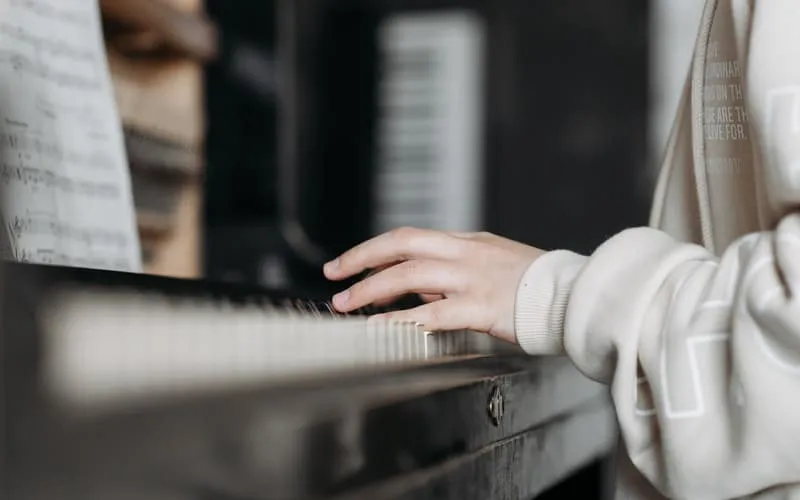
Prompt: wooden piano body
<box><xmin>1</xmin><ymin>262</ymin><xmax>615</xmax><ymax>499</ymax></box>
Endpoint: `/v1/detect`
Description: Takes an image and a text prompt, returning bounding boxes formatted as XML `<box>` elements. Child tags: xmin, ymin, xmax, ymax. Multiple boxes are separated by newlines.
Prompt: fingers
<box><xmin>324</xmin><ymin>227</ymin><xmax>464</xmax><ymax>280</ymax></box>
<box><xmin>362</xmin><ymin>263</ymin><xmax>398</xmax><ymax>305</ymax></box>
<box><xmin>375</xmin><ymin>299</ymin><xmax>475</xmax><ymax>332</ymax></box>
<box><xmin>332</xmin><ymin>260</ymin><xmax>463</xmax><ymax>312</ymax></box>
<box><xmin>373</xmin><ymin>292</ymin><xmax>443</xmax><ymax>308</ymax></box>
<box><xmin>448</xmin><ymin>231</ymin><xmax>488</xmax><ymax>239</ymax></box>
<box><xmin>364</xmin><ymin>262</ymin><xmax>443</xmax><ymax>307</ymax></box>
<box><xmin>353</xmin><ymin>261</ymin><xmax>412</xmax><ymax>307</ymax></box>
<box><xmin>419</xmin><ymin>293</ymin><xmax>444</xmax><ymax>303</ymax></box>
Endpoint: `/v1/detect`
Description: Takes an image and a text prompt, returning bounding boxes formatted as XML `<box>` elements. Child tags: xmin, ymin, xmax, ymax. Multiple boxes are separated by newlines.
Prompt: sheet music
<box><xmin>0</xmin><ymin>0</ymin><xmax>141</xmax><ymax>272</ymax></box>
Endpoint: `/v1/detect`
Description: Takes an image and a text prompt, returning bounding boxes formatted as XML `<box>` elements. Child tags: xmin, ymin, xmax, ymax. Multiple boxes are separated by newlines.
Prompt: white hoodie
<box><xmin>514</xmin><ymin>0</ymin><xmax>800</xmax><ymax>498</ymax></box>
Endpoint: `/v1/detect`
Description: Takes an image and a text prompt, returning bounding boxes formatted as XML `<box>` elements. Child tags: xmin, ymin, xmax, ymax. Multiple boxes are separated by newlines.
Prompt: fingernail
<box><xmin>324</xmin><ymin>258</ymin><xmax>340</xmax><ymax>275</ymax></box>
<box><xmin>333</xmin><ymin>290</ymin><xmax>350</xmax><ymax>308</ymax></box>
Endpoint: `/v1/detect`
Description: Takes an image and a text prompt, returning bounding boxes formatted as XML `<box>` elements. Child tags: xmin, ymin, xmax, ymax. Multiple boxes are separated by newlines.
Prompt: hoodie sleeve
<box><xmin>513</xmin><ymin>0</ymin><xmax>800</xmax><ymax>496</ymax></box>
<box><xmin>514</xmin><ymin>215</ymin><xmax>800</xmax><ymax>498</ymax></box>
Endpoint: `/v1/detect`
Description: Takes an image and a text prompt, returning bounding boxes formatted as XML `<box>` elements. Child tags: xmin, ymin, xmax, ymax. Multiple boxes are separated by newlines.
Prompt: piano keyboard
<box><xmin>374</xmin><ymin>11</ymin><xmax>485</xmax><ymax>233</ymax></box>
<box><xmin>30</xmin><ymin>267</ymin><xmax>478</xmax><ymax>413</ymax></box>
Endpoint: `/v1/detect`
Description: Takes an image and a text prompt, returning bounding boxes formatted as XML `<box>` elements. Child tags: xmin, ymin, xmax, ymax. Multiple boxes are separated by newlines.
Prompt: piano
<box><xmin>2</xmin><ymin>260</ymin><xmax>615</xmax><ymax>499</ymax></box>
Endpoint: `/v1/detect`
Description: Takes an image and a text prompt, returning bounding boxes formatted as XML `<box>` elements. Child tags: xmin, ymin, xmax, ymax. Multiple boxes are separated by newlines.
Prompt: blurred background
<box><xmin>101</xmin><ymin>0</ymin><xmax>703</xmax><ymax>296</ymax></box>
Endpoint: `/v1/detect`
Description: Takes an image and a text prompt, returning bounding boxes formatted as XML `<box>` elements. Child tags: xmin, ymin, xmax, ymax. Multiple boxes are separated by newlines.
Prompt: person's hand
<box><xmin>322</xmin><ymin>227</ymin><xmax>545</xmax><ymax>344</ymax></box>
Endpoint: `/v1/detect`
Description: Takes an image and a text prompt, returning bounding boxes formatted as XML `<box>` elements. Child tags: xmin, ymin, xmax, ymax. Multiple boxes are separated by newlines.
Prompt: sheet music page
<box><xmin>0</xmin><ymin>0</ymin><xmax>142</xmax><ymax>272</ymax></box>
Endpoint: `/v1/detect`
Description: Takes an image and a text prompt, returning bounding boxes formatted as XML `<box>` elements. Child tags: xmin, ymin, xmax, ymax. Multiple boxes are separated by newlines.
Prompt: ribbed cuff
<box><xmin>514</xmin><ymin>250</ymin><xmax>588</xmax><ymax>355</ymax></box>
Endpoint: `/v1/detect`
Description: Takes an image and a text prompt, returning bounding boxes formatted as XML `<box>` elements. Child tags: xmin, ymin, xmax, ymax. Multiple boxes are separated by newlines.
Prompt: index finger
<box><xmin>324</xmin><ymin>227</ymin><xmax>462</xmax><ymax>280</ymax></box>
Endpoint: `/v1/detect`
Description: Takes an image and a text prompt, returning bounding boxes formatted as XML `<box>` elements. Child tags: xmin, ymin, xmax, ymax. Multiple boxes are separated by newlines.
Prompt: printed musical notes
<box><xmin>0</xmin><ymin>22</ymin><xmax>95</xmax><ymax>62</ymax></box>
<box><xmin>8</xmin><ymin>214</ymin><xmax>128</xmax><ymax>250</ymax></box>
<box><xmin>0</xmin><ymin>0</ymin><xmax>141</xmax><ymax>271</ymax></box>
<box><xmin>6</xmin><ymin>0</ymin><xmax>91</xmax><ymax>30</ymax></box>
<box><xmin>0</xmin><ymin>48</ymin><xmax>101</xmax><ymax>90</ymax></box>
<box><xmin>1</xmin><ymin>128</ymin><xmax>116</xmax><ymax>170</ymax></box>
<box><xmin>8</xmin><ymin>215</ymin><xmax>128</xmax><ymax>248</ymax></box>
<box><xmin>0</xmin><ymin>164</ymin><xmax>121</xmax><ymax>198</ymax></box>
<box><xmin>16</xmin><ymin>247</ymin><xmax>131</xmax><ymax>271</ymax></box>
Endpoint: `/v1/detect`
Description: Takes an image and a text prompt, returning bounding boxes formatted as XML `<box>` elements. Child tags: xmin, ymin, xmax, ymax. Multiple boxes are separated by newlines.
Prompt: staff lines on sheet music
<box><xmin>7</xmin><ymin>0</ymin><xmax>91</xmax><ymax>29</ymax></box>
<box><xmin>0</xmin><ymin>163</ymin><xmax>122</xmax><ymax>200</ymax></box>
<box><xmin>1</xmin><ymin>129</ymin><xmax>116</xmax><ymax>171</ymax></box>
<box><xmin>0</xmin><ymin>22</ymin><xmax>95</xmax><ymax>62</ymax></box>
<box><xmin>0</xmin><ymin>0</ymin><xmax>143</xmax><ymax>272</ymax></box>
<box><xmin>17</xmin><ymin>247</ymin><xmax>131</xmax><ymax>271</ymax></box>
<box><xmin>35</xmin><ymin>94</ymin><xmax>104</xmax><ymax>127</ymax></box>
<box><xmin>0</xmin><ymin>49</ymin><xmax>101</xmax><ymax>91</ymax></box>
<box><xmin>7</xmin><ymin>214</ymin><xmax>130</xmax><ymax>249</ymax></box>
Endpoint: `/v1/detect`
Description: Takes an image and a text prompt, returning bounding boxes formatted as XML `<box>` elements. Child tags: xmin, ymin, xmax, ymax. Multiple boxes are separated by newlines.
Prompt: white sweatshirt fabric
<box><xmin>514</xmin><ymin>0</ymin><xmax>800</xmax><ymax>498</ymax></box>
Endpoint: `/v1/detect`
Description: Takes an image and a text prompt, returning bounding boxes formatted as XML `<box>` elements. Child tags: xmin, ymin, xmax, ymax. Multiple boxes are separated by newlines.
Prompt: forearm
<box><xmin>514</xmin><ymin>213</ymin><xmax>800</xmax><ymax>498</ymax></box>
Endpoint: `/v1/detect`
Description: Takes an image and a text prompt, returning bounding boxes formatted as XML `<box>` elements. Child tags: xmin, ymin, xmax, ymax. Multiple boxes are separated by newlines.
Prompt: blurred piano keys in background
<box><xmin>373</xmin><ymin>12</ymin><xmax>485</xmax><ymax>233</ymax></box>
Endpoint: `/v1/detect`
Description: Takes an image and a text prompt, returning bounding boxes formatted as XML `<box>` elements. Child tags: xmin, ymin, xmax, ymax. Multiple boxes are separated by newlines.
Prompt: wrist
<box><xmin>514</xmin><ymin>250</ymin><xmax>588</xmax><ymax>355</ymax></box>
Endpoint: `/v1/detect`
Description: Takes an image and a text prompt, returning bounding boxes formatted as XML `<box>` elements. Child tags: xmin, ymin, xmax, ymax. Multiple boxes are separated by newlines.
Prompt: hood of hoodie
<box><xmin>649</xmin><ymin>0</ymin><xmax>800</xmax><ymax>255</ymax></box>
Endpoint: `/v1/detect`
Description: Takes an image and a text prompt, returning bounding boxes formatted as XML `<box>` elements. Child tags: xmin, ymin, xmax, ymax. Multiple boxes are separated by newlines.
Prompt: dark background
<box><xmin>203</xmin><ymin>0</ymin><xmax>651</xmax><ymax>295</ymax></box>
